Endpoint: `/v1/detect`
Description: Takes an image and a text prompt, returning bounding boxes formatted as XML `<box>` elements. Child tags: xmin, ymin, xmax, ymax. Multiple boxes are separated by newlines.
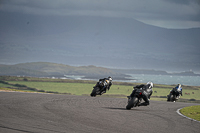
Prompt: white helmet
<box><xmin>147</xmin><ymin>82</ymin><xmax>153</xmax><ymax>88</ymax></box>
<box><xmin>108</xmin><ymin>76</ymin><xmax>112</xmax><ymax>82</ymax></box>
<box><xmin>177</xmin><ymin>84</ymin><xmax>181</xmax><ymax>88</ymax></box>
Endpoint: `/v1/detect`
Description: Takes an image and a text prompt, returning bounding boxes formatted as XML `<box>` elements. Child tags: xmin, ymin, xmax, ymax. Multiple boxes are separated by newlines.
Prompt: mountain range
<box><xmin>0</xmin><ymin>13</ymin><xmax>200</xmax><ymax>72</ymax></box>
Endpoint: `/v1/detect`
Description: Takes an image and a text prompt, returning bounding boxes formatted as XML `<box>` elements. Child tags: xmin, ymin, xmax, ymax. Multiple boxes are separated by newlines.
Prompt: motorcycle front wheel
<box><xmin>170</xmin><ymin>95</ymin><xmax>176</xmax><ymax>102</ymax></box>
<box><xmin>167</xmin><ymin>95</ymin><xmax>170</xmax><ymax>101</ymax></box>
<box><xmin>90</xmin><ymin>87</ymin><xmax>100</xmax><ymax>97</ymax></box>
<box><xmin>126</xmin><ymin>97</ymin><xmax>138</xmax><ymax>110</ymax></box>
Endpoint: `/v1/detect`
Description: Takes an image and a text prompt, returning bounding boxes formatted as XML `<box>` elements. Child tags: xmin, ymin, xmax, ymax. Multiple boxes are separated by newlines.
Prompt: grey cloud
<box><xmin>164</xmin><ymin>0</ymin><xmax>190</xmax><ymax>5</ymax></box>
<box><xmin>0</xmin><ymin>0</ymin><xmax>200</xmax><ymax>28</ymax></box>
<box><xmin>1</xmin><ymin>0</ymin><xmax>199</xmax><ymax>17</ymax></box>
<box><xmin>164</xmin><ymin>0</ymin><xmax>200</xmax><ymax>5</ymax></box>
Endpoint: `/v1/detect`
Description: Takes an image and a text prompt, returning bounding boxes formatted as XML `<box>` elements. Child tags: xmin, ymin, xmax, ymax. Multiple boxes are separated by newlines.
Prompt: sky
<box><xmin>1</xmin><ymin>0</ymin><xmax>200</xmax><ymax>29</ymax></box>
<box><xmin>0</xmin><ymin>0</ymin><xmax>200</xmax><ymax>73</ymax></box>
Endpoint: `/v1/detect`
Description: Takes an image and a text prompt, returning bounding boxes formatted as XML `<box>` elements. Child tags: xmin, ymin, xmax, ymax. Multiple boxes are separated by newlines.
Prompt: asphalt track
<box><xmin>0</xmin><ymin>92</ymin><xmax>199</xmax><ymax>133</ymax></box>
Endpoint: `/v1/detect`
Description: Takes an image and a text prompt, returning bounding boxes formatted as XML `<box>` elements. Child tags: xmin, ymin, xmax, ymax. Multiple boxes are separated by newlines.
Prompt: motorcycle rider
<box><xmin>174</xmin><ymin>83</ymin><xmax>182</xmax><ymax>98</ymax></box>
<box><xmin>94</xmin><ymin>76</ymin><xmax>112</xmax><ymax>95</ymax></box>
<box><xmin>129</xmin><ymin>82</ymin><xmax>153</xmax><ymax>106</ymax></box>
<box><xmin>167</xmin><ymin>84</ymin><xmax>182</xmax><ymax>101</ymax></box>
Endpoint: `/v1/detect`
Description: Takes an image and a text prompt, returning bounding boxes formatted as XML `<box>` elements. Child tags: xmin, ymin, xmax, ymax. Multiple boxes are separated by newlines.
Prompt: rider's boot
<box><xmin>142</xmin><ymin>93</ymin><xmax>150</xmax><ymax>106</ymax></box>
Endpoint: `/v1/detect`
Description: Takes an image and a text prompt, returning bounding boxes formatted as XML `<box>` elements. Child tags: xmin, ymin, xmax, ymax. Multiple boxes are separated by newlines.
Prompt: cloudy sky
<box><xmin>0</xmin><ymin>0</ymin><xmax>200</xmax><ymax>72</ymax></box>
<box><xmin>1</xmin><ymin>0</ymin><xmax>200</xmax><ymax>29</ymax></box>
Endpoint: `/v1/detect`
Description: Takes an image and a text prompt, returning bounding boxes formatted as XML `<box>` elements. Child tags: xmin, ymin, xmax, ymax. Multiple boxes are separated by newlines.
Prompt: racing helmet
<box><xmin>147</xmin><ymin>82</ymin><xmax>153</xmax><ymax>88</ymax></box>
<box><xmin>108</xmin><ymin>76</ymin><xmax>112</xmax><ymax>82</ymax></box>
<box><xmin>177</xmin><ymin>84</ymin><xmax>181</xmax><ymax>88</ymax></box>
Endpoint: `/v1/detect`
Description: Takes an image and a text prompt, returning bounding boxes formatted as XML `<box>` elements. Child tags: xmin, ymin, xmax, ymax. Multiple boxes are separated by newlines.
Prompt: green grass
<box><xmin>6</xmin><ymin>81</ymin><xmax>94</xmax><ymax>95</ymax></box>
<box><xmin>5</xmin><ymin>81</ymin><xmax>133</xmax><ymax>96</ymax></box>
<box><xmin>0</xmin><ymin>83</ymin><xmax>14</xmax><ymax>88</ymax></box>
<box><xmin>0</xmin><ymin>87</ymin><xmax>34</xmax><ymax>93</ymax></box>
<box><xmin>151</xmin><ymin>87</ymin><xmax>200</xmax><ymax>100</ymax></box>
<box><xmin>0</xmin><ymin>76</ymin><xmax>200</xmax><ymax>101</ymax></box>
<box><xmin>180</xmin><ymin>105</ymin><xmax>200</xmax><ymax>121</ymax></box>
<box><xmin>3</xmin><ymin>80</ymin><xmax>200</xmax><ymax>100</ymax></box>
<box><xmin>3</xmin><ymin>81</ymin><xmax>169</xmax><ymax>97</ymax></box>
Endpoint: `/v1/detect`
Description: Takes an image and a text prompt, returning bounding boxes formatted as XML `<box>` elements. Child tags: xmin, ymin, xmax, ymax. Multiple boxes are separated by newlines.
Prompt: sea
<box><xmin>63</xmin><ymin>74</ymin><xmax>200</xmax><ymax>86</ymax></box>
<box><xmin>123</xmin><ymin>74</ymin><xmax>200</xmax><ymax>86</ymax></box>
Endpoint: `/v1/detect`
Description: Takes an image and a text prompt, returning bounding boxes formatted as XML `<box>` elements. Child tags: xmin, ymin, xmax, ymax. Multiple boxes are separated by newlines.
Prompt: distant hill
<box><xmin>0</xmin><ymin>64</ymin><xmax>48</xmax><ymax>76</ymax></box>
<box><xmin>0</xmin><ymin>62</ymin><xmax>199</xmax><ymax>80</ymax></box>
<box><xmin>0</xmin><ymin>62</ymin><xmax>127</xmax><ymax>80</ymax></box>
<box><xmin>111</xmin><ymin>69</ymin><xmax>200</xmax><ymax>76</ymax></box>
<box><xmin>111</xmin><ymin>69</ymin><xmax>168</xmax><ymax>75</ymax></box>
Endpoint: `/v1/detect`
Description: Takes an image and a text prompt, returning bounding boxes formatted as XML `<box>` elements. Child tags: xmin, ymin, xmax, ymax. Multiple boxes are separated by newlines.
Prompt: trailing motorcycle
<box><xmin>126</xmin><ymin>89</ymin><xmax>143</xmax><ymax>110</ymax></box>
<box><xmin>90</xmin><ymin>80</ymin><xmax>108</xmax><ymax>97</ymax></box>
<box><xmin>167</xmin><ymin>88</ymin><xmax>180</xmax><ymax>102</ymax></box>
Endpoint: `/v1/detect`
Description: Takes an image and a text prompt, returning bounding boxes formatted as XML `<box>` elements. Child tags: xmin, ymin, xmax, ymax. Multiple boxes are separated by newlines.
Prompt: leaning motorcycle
<box><xmin>167</xmin><ymin>88</ymin><xmax>180</xmax><ymax>102</ymax></box>
<box><xmin>90</xmin><ymin>80</ymin><xmax>108</xmax><ymax>97</ymax></box>
<box><xmin>126</xmin><ymin>89</ymin><xmax>143</xmax><ymax>110</ymax></box>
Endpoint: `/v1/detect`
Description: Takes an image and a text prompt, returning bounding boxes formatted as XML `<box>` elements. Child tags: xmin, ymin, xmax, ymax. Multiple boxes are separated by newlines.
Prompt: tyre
<box><xmin>90</xmin><ymin>87</ymin><xmax>100</xmax><ymax>97</ymax></box>
<box><xmin>170</xmin><ymin>95</ymin><xmax>176</xmax><ymax>102</ymax></box>
<box><xmin>126</xmin><ymin>97</ymin><xmax>138</xmax><ymax>110</ymax></box>
<box><xmin>167</xmin><ymin>95</ymin><xmax>170</xmax><ymax>101</ymax></box>
<box><xmin>132</xmin><ymin>97</ymin><xmax>139</xmax><ymax>107</ymax></box>
<box><xmin>90</xmin><ymin>92</ymin><xmax>96</xmax><ymax>97</ymax></box>
<box><xmin>126</xmin><ymin>103</ymin><xmax>132</xmax><ymax>110</ymax></box>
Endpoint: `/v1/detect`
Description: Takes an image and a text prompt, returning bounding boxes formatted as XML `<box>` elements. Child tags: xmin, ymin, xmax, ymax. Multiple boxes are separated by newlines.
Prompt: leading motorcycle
<box><xmin>126</xmin><ymin>89</ymin><xmax>143</xmax><ymax>110</ymax></box>
<box><xmin>90</xmin><ymin>80</ymin><xmax>108</xmax><ymax>97</ymax></box>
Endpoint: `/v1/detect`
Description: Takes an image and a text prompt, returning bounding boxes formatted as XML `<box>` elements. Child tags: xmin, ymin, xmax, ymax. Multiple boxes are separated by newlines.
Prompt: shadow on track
<box><xmin>103</xmin><ymin>107</ymin><xmax>145</xmax><ymax>111</ymax></box>
<box><xmin>0</xmin><ymin>125</ymin><xmax>34</xmax><ymax>133</ymax></box>
<box><xmin>103</xmin><ymin>107</ymin><xmax>126</xmax><ymax>110</ymax></box>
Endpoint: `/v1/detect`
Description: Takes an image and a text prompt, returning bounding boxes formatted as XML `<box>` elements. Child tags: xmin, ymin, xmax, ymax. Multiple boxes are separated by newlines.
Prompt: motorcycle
<box><xmin>167</xmin><ymin>88</ymin><xmax>180</xmax><ymax>102</ymax></box>
<box><xmin>90</xmin><ymin>80</ymin><xmax>108</xmax><ymax>97</ymax></box>
<box><xmin>126</xmin><ymin>88</ymin><xmax>143</xmax><ymax>110</ymax></box>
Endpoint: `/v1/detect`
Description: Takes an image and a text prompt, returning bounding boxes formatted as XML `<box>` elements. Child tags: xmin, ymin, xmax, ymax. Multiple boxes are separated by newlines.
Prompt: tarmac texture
<box><xmin>0</xmin><ymin>92</ymin><xmax>199</xmax><ymax>133</ymax></box>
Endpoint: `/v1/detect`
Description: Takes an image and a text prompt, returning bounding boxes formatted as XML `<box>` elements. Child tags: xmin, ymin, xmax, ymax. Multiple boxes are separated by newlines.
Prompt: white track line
<box><xmin>176</xmin><ymin>108</ymin><xmax>200</xmax><ymax>123</ymax></box>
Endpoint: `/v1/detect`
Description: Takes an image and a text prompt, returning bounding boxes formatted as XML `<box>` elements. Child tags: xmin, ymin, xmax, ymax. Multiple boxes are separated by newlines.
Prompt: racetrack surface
<box><xmin>0</xmin><ymin>92</ymin><xmax>199</xmax><ymax>133</ymax></box>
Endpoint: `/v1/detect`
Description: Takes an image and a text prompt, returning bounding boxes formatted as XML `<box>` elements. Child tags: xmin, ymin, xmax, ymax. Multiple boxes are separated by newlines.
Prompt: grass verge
<box><xmin>180</xmin><ymin>105</ymin><xmax>200</xmax><ymax>121</ymax></box>
<box><xmin>0</xmin><ymin>76</ymin><xmax>200</xmax><ymax>103</ymax></box>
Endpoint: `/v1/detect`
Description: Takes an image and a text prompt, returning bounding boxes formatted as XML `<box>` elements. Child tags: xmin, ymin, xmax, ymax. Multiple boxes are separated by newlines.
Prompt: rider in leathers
<box><xmin>94</xmin><ymin>76</ymin><xmax>112</xmax><ymax>95</ymax></box>
<box><xmin>130</xmin><ymin>82</ymin><xmax>153</xmax><ymax>106</ymax></box>
<box><xmin>175</xmin><ymin>84</ymin><xmax>182</xmax><ymax>97</ymax></box>
<box><xmin>172</xmin><ymin>83</ymin><xmax>182</xmax><ymax>99</ymax></box>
